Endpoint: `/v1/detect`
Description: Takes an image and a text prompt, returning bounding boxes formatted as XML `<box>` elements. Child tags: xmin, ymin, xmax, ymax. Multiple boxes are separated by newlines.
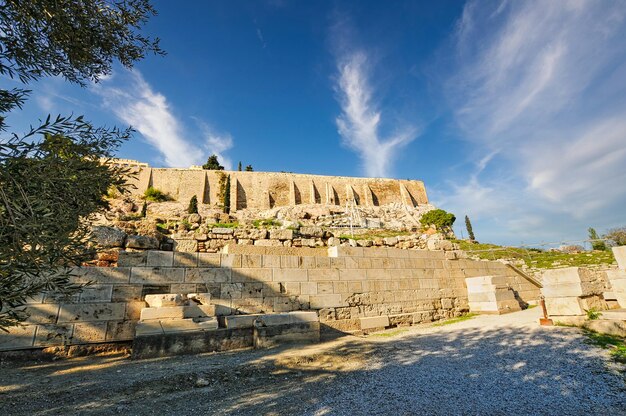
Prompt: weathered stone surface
<box><xmin>188</xmin><ymin>213</ymin><xmax>202</xmax><ymax>224</ymax></box>
<box><xmin>146</xmin><ymin>251</ymin><xmax>174</xmax><ymax>267</ymax></box>
<box><xmin>0</xmin><ymin>325</ymin><xmax>36</xmax><ymax>350</ymax></box>
<box><xmin>91</xmin><ymin>226</ymin><xmax>126</xmax><ymax>248</ymax></box>
<box><xmin>212</xmin><ymin>227</ymin><xmax>235</xmax><ymax>235</ymax></box>
<box><xmin>140</xmin><ymin>305</ymin><xmax>216</xmax><ymax>320</ymax></box>
<box><xmin>299</xmin><ymin>226</ymin><xmax>323</xmax><ymax>238</ymax></box>
<box><xmin>58</xmin><ymin>303</ymin><xmax>126</xmax><ymax>322</ymax></box>
<box><xmin>144</xmin><ymin>294</ymin><xmax>186</xmax><ymax>308</ymax></box>
<box><xmin>613</xmin><ymin>246</ymin><xmax>626</xmax><ymax>270</ymax></box>
<box><xmin>130</xmin><ymin>267</ymin><xmax>185</xmax><ymax>284</ymax></box>
<box><xmin>254</xmin><ymin>239</ymin><xmax>283</xmax><ymax>247</ymax></box>
<box><xmin>72</xmin><ymin>322</ymin><xmax>107</xmax><ymax>343</ymax></box>
<box><xmin>126</xmin><ymin>235</ymin><xmax>159</xmax><ymax>249</ymax></box>
<box><xmin>360</xmin><ymin>315</ymin><xmax>390</xmax><ymax>330</ymax></box>
<box><xmin>270</xmin><ymin>229</ymin><xmax>294</xmax><ymax>240</ymax></box>
<box><xmin>253</xmin><ymin>321</ymin><xmax>320</xmax><ymax>348</ymax></box>
<box><xmin>174</xmin><ymin>239</ymin><xmax>198</xmax><ymax>253</ymax></box>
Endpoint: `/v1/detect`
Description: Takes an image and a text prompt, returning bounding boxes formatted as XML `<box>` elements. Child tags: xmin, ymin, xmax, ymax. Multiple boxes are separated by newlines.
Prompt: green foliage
<box><xmin>605</xmin><ymin>226</ymin><xmax>626</xmax><ymax>246</ymax></box>
<box><xmin>0</xmin><ymin>0</ymin><xmax>162</xmax><ymax>330</ymax></box>
<box><xmin>584</xmin><ymin>330</ymin><xmax>626</xmax><ymax>364</ymax></box>
<box><xmin>207</xmin><ymin>222</ymin><xmax>239</xmax><ymax>229</ymax></box>
<box><xmin>455</xmin><ymin>240</ymin><xmax>616</xmax><ymax>269</ymax></box>
<box><xmin>202</xmin><ymin>154</ymin><xmax>224</xmax><ymax>170</ymax></box>
<box><xmin>143</xmin><ymin>186</ymin><xmax>168</xmax><ymax>202</ymax></box>
<box><xmin>179</xmin><ymin>219</ymin><xmax>191</xmax><ymax>231</ymax></box>
<box><xmin>223</xmin><ymin>175</ymin><xmax>231</xmax><ymax>214</ymax></box>
<box><xmin>237</xmin><ymin>161</ymin><xmax>242</xmax><ymax>171</ymax></box>
<box><xmin>585</xmin><ymin>308</ymin><xmax>602</xmax><ymax>320</ymax></box>
<box><xmin>465</xmin><ymin>215</ymin><xmax>476</xmax><ymax>241</ymax></box>
<box><xmin>252</xmin><ymin>219</ymin><xmax>281</xmax><ymax>228</ymax></box>
<box><xmin>245</xmin><ymin>164</ymin><xmax>254</xmax><ymax>172</ymax></box>
<box><xmin>0</xmin><ymin>127</ymin><xmax>130</xmax><ymax>329</ymax></box>
<box><xmin>588</xmin><ymin>227</ymin><xmax>606</xmax><ymax>251</ymax></box>
<box><xmin>432</xmin><ymin>313</ymin><xmax>477</xmax><ymax>327</ymax></box>
<box><xmin>187</xmin><ymin>195</ymin><xmax>198</xmax><ymax>214</ymax></box>
<box><xmin>420</xmin><ymin>209</ymin><xmax>456</xmax><ymax>231</ymax></box>
<box><xmin>140</xmin><ymin>201</ymin><xmax>147</xmax><ymax>218</ymax></box>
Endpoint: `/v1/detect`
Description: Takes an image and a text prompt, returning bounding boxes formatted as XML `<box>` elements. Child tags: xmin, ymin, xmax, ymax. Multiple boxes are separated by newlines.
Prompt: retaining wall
<box><xmin>128</xmin><ymin>168</ymin><xmax>428</xmax><ymax>210</ymax></box>
<box><xmin>0</xmin><ymin>247</ymin><xmax>540</xmax><ymax>351</ymax></box>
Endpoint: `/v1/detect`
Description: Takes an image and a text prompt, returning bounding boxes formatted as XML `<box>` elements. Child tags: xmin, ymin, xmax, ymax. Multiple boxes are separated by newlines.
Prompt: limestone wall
<box><xmin>0</xmin><ymin>248</ymin><xmax>540</xmax><ymax>351</ymax></box>
<box><xmin>129</xmin><ymin>168</ymin><xmax>428</xmax><ymax>210</ymax></box>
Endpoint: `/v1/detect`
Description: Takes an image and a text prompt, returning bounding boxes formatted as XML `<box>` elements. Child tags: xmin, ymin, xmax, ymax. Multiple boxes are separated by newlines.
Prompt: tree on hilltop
<box><xmin>588</xmin><ymin>227</ymin><xmax>606</xmax><ymax>251</ymax></box>
<box><xmin>0</xmin><ymin>0</ymin><xmax>163</xmax><ymax>330</ymax></box>
<box><xmin>203</xmin><ymin>154</ymin><xmax>224</xmax><ymax>170</ymax></box>
<box><xmin>420</xmin><ymin>209</ymin><xmax>456</xmax><ymax>235</ymax></box>
<box><xmin>245</xmin><ymin>164</ymin><xmax>254</xmax><ymax>172</ymax></box>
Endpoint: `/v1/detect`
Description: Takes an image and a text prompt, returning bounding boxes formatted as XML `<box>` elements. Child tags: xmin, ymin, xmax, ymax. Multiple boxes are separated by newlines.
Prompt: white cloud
<box><xmin>441</xmin><ymin>0</ymin><xmax>626</xmax><ymax>242</ymax></box>
<box><xmin>335</xmin><ymin>51</ymin><xmax>419</xmax><ymax>178</ymax></box>
<box><xmin>195</xmin><ymin>119</ymin><xmax>234</xmax><ymax>170</ymax></box>
<box><xmin>94</xmin><ymin>70</ymin><xmax>232</xmax><ymax>168</ymax></box>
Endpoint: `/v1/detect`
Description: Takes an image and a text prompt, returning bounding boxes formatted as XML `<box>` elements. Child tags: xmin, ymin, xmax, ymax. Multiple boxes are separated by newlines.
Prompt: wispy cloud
<box><xmin>94</xmin><ymin>70</ymin><xmax>233</xmax><ymax>168</ymax></box>
<box><xmin>335</xmin><ymin>51</ymin><xmax>419</xmax><ymax>177</ymax></box>
<box><xmin>440</xmin><ymin>0</ymin><xmax>626</xmax><ymax>242</ymax></box>
<box><xmin>194</xmin><ymin>119</ymin><xmax>234</xmax><ymax>170</ymax></box>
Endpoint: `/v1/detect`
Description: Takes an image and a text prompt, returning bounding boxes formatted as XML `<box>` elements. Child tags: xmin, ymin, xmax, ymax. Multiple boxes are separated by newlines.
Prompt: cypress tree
<box><xmin>187</xmin><ymin>195</ymin><xmax>198</xmax><ymax>214</ymax></box>
<box><xmin>465</xmin><ymin>215</ymin><xmax>476</xmax><ymax>241</ymax></box>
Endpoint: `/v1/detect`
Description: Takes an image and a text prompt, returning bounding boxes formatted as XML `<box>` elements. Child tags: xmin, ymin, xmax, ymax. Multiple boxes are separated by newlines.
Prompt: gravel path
<box><xmin>1</xmin><ymin>308</ymin><xmax>624</xmax><ymax>415</ymax></box>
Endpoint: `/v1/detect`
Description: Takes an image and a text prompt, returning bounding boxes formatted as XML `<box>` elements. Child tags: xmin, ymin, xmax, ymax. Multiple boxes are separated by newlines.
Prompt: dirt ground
<box><xmin>1</xmin><ymin>309</ymin><xmax>625</xmax><ymax>415</ymax></box>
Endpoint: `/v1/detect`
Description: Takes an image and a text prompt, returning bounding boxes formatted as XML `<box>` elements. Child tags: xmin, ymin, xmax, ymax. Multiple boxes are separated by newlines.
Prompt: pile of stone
<box><xmin>465</xmin><ymin>276</ymin><xmax>522</xmax><ymax>314</ymax></box>
<box><xmin>87</xmin><ymin>226</ymin><xmax>161</xmax><ymax>266</ymax></box>
<box><xmin>135</xmin><ymin>293</ymin><xmax>218</xmax><ymax>336</ymax></box>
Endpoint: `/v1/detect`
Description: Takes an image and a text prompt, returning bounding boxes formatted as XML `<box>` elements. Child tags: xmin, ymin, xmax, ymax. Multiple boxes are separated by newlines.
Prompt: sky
<box><xmin>4</xmin><ymin>0</ymin><xmax>626</xmax><ymax>246</ymax></box>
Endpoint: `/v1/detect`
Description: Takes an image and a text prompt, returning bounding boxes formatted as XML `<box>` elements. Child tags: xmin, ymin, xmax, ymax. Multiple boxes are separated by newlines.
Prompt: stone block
<box><xmin>309</xmin><ymin>294</ymin><xmax>343</xmax><ymax>308</ymax></box>
<box><xmin>301</xmin><ymin>282</ymin><xmax>318</xmax><ymax>295</ymax></box>
<box><xmin>0</xmin><ymin>325</ymin><xmax>36</xmax><ymax>350</ymax></box>
<box><xmin>253</xmin><ymin>321</ymin><xmax>320</xmax><ymax>348</ymax></box>
<box><xmin>71</xmin><ymin>267</ymin><xmax>131</xmax><ymax>284</ymax></box>
<box><xmin>160</xmin><ymin>317</ymin><xmax>218</xmax><ymax>333</ymax></box>
<box><xmin>212</xmin><ymin>227</ymin><xmax>235</xmax><ymax>235</ymax></box>
<box><xmin>174</xmin><ymin>239</ymin><xmax>198</xmax><ymax>253</ymax></box>
<box><xmin>254</xmin><ymin>239</ymin><xmax>283</xmax><ymax>247</ymax></box>
<box><xmin>130</xmin><ymin>267</ymin><xmax>185</xmax><ymax>284</ymax></box>
<box><xmin>185</xmin><ymin>267</ymin><xmax>230</xmax><ymax>283</ymax></box>
<box><xmin>299</xmin><ymin>226</ymin><xmax>323</xmax><ymax>238</ymax></box>
<box><xmin>34</xmin><ymin>324</ymin><xmax>73</xmax><ymax>346</ymax></box>
<box><xmin>58</xmin><ymin>303</ymin><xmax>126</xmax><ymax>322</ymax></box>
<box><xmin>106</xmin><ymin>320</ymin><xmax>136</xmax><ymax>341</ymax></box>
<box><xmin>135</xmin><ymin>321</ymin><xmax>163</xmax><ymax>336</ymax></box>
<box><xmin>23</xmin><ymin>304</ymin><xmax>60</xmax><ymax>324</ymax></box>
<box><xmin>79</xmin><ymin>285</ymin><xmax>113</xmax><ymax>303</ymax></box>
<box><xmin>583</xmin><ymin>319</ymin><xmax>626</xmax><ymax>338</ymax></box>
<box><xmin>72</xmin><ymin>322</ymin><xmax>107</xmax><ymax>343</ymax></box>
<box><xmin>145</xmin><ymin>294</ymin><xmax>186</xmax><ymax>307</ymax></box>
<box><xmin>140</xmin><ymin>304</ymin><xmax>216</xmax><ymax>321</ymax></box>
<box><xmin>188</xmin><ymin>292</ymin><xmax>211</xmax><ymax>305</ymax></box>
<box><xmin>288</xmin><ymin>311</ymin><xmax>318</xmax><ymax>323</ymax></box>
<box><xmin>112</xmin><ymin>285</ymin><xmax>143</xmax><ymax>302</ymax></box>
<box><xmin>91</xmin><ymin>226</ymin><xmax>126</xmax><ymax>248</ymax></box>
<box><xmin>170</xmin><ymin>284</ymin><xmax>198</xmax><ymax>294</ymax></box>
<box><xmin>220</xmin><ymin>254</ymin><xmax>242</xmax><ymax>268</ymax></box>
<box><xmin>273</xmin><ymin>268</ymin><xmax>308</xmax><ymax>282</ymax></box>
<box><xmin>198</xmin><ymin>253</ymin><xmax>221</xmax><ymax>267</ymax></box>
<box><xmin>118</xmin><ymin>251</ymin><xmax>147</xmax><ymax>267</ymax></box>
<box><xmin>224</xmin><ymin>314</ymin><xmax>263</xmax><ymax>329</ymax></box>
<box><xmin>338</xmin><ymin>269</ymin><xmax>365</xmax><ymax>281</ymax></box>
<box><xmin>359</xmin><ymin>315</ymin><xmax>390</xmax><ymax>330</ymax></box>
<box><xmin>173</xmin><ymin>252</ymin><xmax>198</xmax><ymax>267</ymax></box>
<box><xmin>612</xmin><ymin>246</ymin><xmax>626</xmax><ymax>270</ymax></box>
<box><xmin>542</xmin><ymin>267</ymin><xmax>595</xmax><ymax>285</ymax></box>
<box><xmin>240</xmin><ymin>254</ymin><xmax>263</xmax><ymax>268</ymax></box>
<box><xmin>468</xmin><ymin>299</ymin><xmax>521</xmax><ymax>314</ymax></box>
<box><xmin>270</xmin><ymin>229</ymin><xmax>294</xmax><ymax>240</ymax></box>
<box><xmin>126</xmin><ymin>235</ymin><xmax>159</xmax><ymax>249</ymax></box>
<box><xmin>545</xmin><ymin>297</ymin><xmax>584</xmax><ymax>316</ymax></box>
<box><xmin>220</xmin><ymin>283</ymin><xmax>243</xmax><ymax>299</ymax></box>
<box><xmin>146</xmin><ymin>251</ymin><xmax>174</xmax><ymax>267</ymax></box>
<box><xmin>467</xmin><ymin>290</ymin><xmax>516</xmax><ymax>303</ymax></box>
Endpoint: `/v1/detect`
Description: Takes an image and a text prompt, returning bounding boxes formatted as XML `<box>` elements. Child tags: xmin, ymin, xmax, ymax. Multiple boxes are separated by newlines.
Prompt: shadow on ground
<box><xmin>1</xmin><ymin>321</ymin><xmax>625</xmax><ymax>415</ymax></box>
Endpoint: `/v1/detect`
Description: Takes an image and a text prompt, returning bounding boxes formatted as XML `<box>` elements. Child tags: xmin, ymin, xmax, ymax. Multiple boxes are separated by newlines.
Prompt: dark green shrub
<box><xmin>187</xmin><ymin>195</ymin><xmax>198</xmax><ymax>214</ymax></box>
<box><xmin>143</xmin><ymin>186</ymin><xmax>168</xmax><ymax>202</ymax></box>
<box><xmin>588</xmin><ymin>227</ymin><xmax>606</xmax><ymax>251</ymax></box>
<box><xmin>420</xmin><ymin>209</ymin><xmax>456</xmax><ymax>232</ymax></box>
<box><xmin>140</xmin><ymin>201</ymin><xmax>147</xmax><ymax>218</ymax></box>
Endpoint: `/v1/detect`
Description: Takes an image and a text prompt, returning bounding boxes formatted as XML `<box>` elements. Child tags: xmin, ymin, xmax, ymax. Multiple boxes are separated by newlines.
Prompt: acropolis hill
<box><xmin>111</xmin><ymin>159</ymin><xmax>429</xmax><ymax>212</ymax></box>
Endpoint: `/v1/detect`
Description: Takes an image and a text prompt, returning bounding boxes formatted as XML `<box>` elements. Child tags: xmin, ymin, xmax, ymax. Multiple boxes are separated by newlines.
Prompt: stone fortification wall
<box><xmin>0</xmin><ymin>247</ymin><xmax>540</xmax><ymax>351</ymax></box>
<box><xmin>127</xmin><ymin>168</ymin><xmax>428</xmax><ymax>210</ymax></box>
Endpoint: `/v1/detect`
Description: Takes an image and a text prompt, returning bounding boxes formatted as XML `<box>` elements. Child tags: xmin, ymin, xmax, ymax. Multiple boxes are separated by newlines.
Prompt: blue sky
<box><xmin>5</xmin><ymin>0</ymin><xmax>626</xmax><ymax>246</ymax></box>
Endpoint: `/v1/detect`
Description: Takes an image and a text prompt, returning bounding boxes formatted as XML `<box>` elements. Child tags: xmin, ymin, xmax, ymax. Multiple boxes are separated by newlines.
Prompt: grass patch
<box><xmin>526</xmin><ymin>304</ymin><xmax>538</xmax><ymax>309</ymax></box>
<box><xmin>455</xmin><ymin>240</ymin><xmax>615</xmax><ymax>269</ymax></box>
<box><xmin>207</xmin><ymin>222</ymin><xmax>239</xmax><ymax>229</ymax></box>
<box><xmin>252</xmin><ymin>219</ymin><xmax>281</xmax><ymax>228</ymax></box>
<box><xmin>368</xmin><ymin>329</ymin><xmax>408</xmax><ymax>338</ymax></box>
<box><xmin>143</xmin><ymin>186</ymin><xmax>170</xmax><ymax>202</ymax></box>
<box><xmin>432</xmin><ymin>313</ymin><xmax>477</xmax><ymax>327</ymax></box>
<box><xmin>584</xmin><ymin>330</ymin><xmax>626</xmax><ymax>364</ymax></box>
<box><xmin>338</xmin><ymin>230</ymin><xmax>413</xmax><ymax>241</ymax></box>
